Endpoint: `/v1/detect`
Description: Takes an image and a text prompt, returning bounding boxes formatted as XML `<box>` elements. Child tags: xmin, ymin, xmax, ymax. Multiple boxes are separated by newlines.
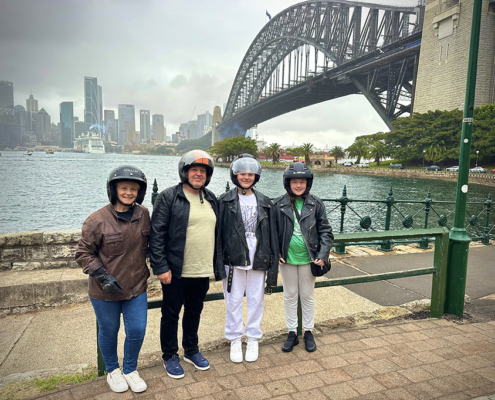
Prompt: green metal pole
<box><xmin>445</xmin><ymin>0</ymin><xmax>482</xmax><ymax>317</ymax></box>
<box><xmin>482</xmin><ymin>193</ymin><xmax>492</xmax><ymax>245</ymax></box>
<box><xmin>151</xmin><ymin>179</ymin><xmax>158</xmax><ymax>207</ymax></box>
<box><xmin>97</xmin><ymin>322</ymin><xmax>105</xmax><ymax>377</ymax></box>
<box><xmin>418</xmin><ymin>192</ymin><xmax>432</xmax><ymax>249</ymax></box>
<box><xmin>334</xmin><ymin>186</ymin><xmax>348</xmax><ymax>254</ymax></box>
<box><xmin>297</xmin><ymin>297</ymin><xmax>303</xmax><ymax>336</ymax></box>
<box><xmin>379</xmin><ymin>188</ymin><xmax>394</xmax><ymax>252</ymax></box>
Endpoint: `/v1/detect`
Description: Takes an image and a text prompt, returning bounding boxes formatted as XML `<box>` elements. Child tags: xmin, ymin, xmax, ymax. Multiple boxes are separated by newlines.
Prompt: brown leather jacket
<box><xmin>75</xmin><ymin>203</ymin><xmax>151</xmax><ymax>301</ymax></box>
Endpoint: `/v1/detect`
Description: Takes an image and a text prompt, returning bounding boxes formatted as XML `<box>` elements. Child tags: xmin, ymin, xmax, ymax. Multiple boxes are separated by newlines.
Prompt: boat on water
<box><xmin>74</xmin><ymin>132</ymin><xmax>106</xmax><ymax>154</ymax></box>
<box><xmin>44</xmin><ymin>149</ymin><xmax>54</xmax><ymax>154</ymax></box>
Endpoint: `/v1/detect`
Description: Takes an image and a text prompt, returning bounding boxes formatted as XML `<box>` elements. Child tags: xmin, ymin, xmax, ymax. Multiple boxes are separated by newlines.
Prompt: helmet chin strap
<box><xmin>185</xmin><ymin>180</ymin><xmax>205</xmax><ymax>203</ymax></box>
<box><xmin>116</xmin><ymin>197</ymin><xmax>135</xmax><ymax>208</ymax></box>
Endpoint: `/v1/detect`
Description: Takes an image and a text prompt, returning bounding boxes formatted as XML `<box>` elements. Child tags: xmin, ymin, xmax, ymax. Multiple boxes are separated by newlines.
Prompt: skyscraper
<box><xmin>84</xmin><ymin>76</ymin><xmax>100</xmax><ymax>132</ymax></box>
<box><xmin>59</xmin><ymin>102</ymin><xmax>74</xmax><ymax>148</ymax></box>
<box><xmin>197</xmin><ymin>111</ymin><xmax>212</xmax><ymax>136</ymax></box>
<box><xmin>26</xmin><ymin>94</ymin><xmax>38</xmax><ymax>112</ymax></box>
<box><xmin>36</xmin><ymin>108</ymin><xmax>51</xmax><ymax>143</ymax></box>
<box><xmin>0</xmin><ymin>81</ymin><xmax>20</xmax><ymax>147</ymax></box>
<box><xmin>140</xmin><ymin>110</ymin><xmax>151</xmax><ymax>142</ymax></box>
<box><xmin>152</xmin><ymin>114</ymin><xmax>164</xmax><ymax>142</ymax></box>
<box><xmin>104</xmin><ymin>110</ymin><xmax>117</xmax><ymax>142</ymax></box>
<box><xmin>118</xmin><ymin>104</ymin><xmax>135</xmax><ymax>145</ymax></box>
<box><xmin>211</xmin><ymin>106</ymin><xmax>222</xmax><ymax>144</ymax></box>
<box><xmin>125</xmin><ymin>121</ymin><xmax>136</xmax><ymax>145</ymax></box>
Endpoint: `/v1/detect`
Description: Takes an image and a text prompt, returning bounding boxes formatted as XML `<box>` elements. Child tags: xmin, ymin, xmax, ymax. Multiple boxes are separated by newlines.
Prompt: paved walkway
<box><xmin>28</xmin><ymin>317</ymin><xmax>495</xmax><ymax>400</ymax></box>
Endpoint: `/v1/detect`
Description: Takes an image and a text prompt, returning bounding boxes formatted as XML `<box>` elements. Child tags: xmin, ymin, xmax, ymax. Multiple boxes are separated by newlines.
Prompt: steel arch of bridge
<box><xmin>220</xmin><ymin>0</ymin><xmax>423</xmax><ymax>138</ymax></box>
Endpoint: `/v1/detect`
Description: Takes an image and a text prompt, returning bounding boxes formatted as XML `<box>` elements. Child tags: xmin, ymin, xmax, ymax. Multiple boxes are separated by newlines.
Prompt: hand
<box><xmin>279</xmin><ymin>257</ymin><xmax>285</xmax><ymax>265</ymax></box>
<box><xmin>314</xmin><ymin>258</ymin><xmax>325</xmax><ymax>267</ymax></box>
<box><xmin>157</xmin><ymin>270</ymin><xmax>172</xmax><ymax>285</ymax></box>
<box><xmin>91</xmin><ymin>267</ymin><xmax>125</xmax><ymax>296</ymax></box>
<box><xmin>265</xmin><ymin>285</ymin><xmax>273</xmax><ymax>295</ymax></box>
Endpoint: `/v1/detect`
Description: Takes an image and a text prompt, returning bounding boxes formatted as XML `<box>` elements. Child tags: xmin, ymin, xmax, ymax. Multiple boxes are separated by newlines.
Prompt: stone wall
<box><xmin>0</xmin><ymin>229</ymin><xmax>81</xmax><ymax>271</ymax></box>
<box><xmin>414</xmin><ymin>0</ymin><xmax>495</xmax><ymax>113</ymax></box>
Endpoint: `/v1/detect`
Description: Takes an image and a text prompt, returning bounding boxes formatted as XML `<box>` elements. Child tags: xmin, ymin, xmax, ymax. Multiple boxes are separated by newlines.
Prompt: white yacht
<box><xmin>74</xmin><ymin>132</ymin><xmax>106</xmax><ymax>154</ymax></box>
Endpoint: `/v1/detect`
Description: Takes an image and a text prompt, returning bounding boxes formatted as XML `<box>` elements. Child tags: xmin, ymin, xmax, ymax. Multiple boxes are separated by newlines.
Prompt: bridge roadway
<box><xmin>219</xmin><ymin>31</ymin><xmax>421</xmax><ymax>138</ymax></box>
<box><xmin>1</xmin><ymin>242</ymin><xmax>495</xmax><ymax>399</ymax></box>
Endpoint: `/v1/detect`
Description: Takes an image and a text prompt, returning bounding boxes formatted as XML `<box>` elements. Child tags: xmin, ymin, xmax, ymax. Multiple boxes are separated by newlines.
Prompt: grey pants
<box><xmin>280</xmin><ymin>263</ymin><xmax>316</xmax><ymax>332</ymax></box>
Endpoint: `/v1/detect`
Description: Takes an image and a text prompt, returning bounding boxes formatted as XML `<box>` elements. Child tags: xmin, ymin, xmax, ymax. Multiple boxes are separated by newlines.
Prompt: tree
<box><xmin>369</xmin><ymin>140</ymin><xmax>389</xmax><ymax>166</ymax></box>
<box><xmin>346</xmin><ymin>139</ymin><xmax>369</xmax><ymax>164</ymax></box>
<box><xmin>329</xmin><ymin>146</ymin><xmax>345</xmax><ymax>164</ymax></box>
<box><xmin>208</xmin><ymin>137</ymin><xmax>258</xmax><ymax>161</ymax></box>
<box><xmin>266</xmin><ymin>143</ymin><xmax>282</xmax><ymax>164</ymax></box>
<box><xmin>301</xmin><ymin>143</ymin><xmax>314</xmax><ymax>165</ymax></box>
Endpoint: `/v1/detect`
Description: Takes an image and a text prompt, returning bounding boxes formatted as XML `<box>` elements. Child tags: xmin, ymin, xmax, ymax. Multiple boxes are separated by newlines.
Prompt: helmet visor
<box><xmin>231</xmin><ymin>157</ymin><xmax>261</xmax><ymax>176</ymax></box>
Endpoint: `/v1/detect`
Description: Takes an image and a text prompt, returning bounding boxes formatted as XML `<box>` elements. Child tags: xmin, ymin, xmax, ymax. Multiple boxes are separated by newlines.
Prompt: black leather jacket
<box><xmin>149</xmin><ymin>184</ymin><xmax>225</xmax><ymax>281</ymax></box>
<box><xmin>273</xmin><ymin>193</ymin><xmax>334</xmax><ymax>265</ymax></box>
<box><xmin>218</xmin><ymin>188</ymin><xmax>278</xmax><ymax>287</ymax></box>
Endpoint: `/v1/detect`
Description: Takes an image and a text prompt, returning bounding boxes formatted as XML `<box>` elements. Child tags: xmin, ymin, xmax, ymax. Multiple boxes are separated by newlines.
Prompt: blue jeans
<box><xmin>90</xmin><ymin>292</ymin><xmax>147</xmax><ymax>374</ymax></box>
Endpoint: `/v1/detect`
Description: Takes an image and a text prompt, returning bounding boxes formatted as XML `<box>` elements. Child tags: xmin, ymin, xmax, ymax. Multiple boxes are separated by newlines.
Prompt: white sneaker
<box><xmin>123</xmin><ymin>370</ymin><xmax>147</xmax><ymax>393</ymax></box>
<box><xmin>230</xmin><ymin>340</ymin><xmax>243</xmax><ymax>363</ymax></box>
<box><xmin>245</xmin><ymin>339</ymin><xmax>258</xmax><ymax>362</ymax></box>
<box><xmin>106</xmin><ymin>368</ymin><xmax>128</xmax><ymax>393</ymax></box>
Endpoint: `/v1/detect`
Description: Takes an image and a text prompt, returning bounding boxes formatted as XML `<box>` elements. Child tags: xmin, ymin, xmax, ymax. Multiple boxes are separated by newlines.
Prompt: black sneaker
<box><xmin>281</xmin><ymin>331</ymin><xmax>299</xmax><ymax>352</ymax></box>
<box><xmin>304</xmin><ymin>330</ymin><xmax>316</xmax><ymax>352</ymax></box>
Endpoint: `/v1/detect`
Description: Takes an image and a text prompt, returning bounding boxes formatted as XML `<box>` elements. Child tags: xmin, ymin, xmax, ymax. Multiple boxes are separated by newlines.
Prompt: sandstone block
<box><xmin>0</xmin><ymin>262</ymin><xmax>12</xmax><ymax>271</ymax></box>
<box><xmin>0</xmin><ymin>231</ymin><xmax>44</xmax><ymax>247</ymax></box>
<box><xmin>43</xmin><ymin>261</ymin><xmax>68</xmax><ymax>269</ymax></box>
<box><xmin>51</xmin><ymin>244</ymin><xmax>77</xmax><ymax>259</ymax></box>
<box><xmin>67</xmin><ymin>260</ymin><xmax>80</xmax><ymax>269</ymax></box>
<box><xmin>0</xmin><ymin>248</ymin><xmax>24</xmax><ymax>262</ymax></box>
<box><xmin>12</xmin><ymin>262</ymin><xmax>43</xmax><ymax>271</ymax></box>
<box><xmin>25</xmin><ymin>246</ymin><xmax>50</xmax><ymax>261</ymax></box>
<box><xmin>43</xmin><ymin>229</ymin><xmax>82</xmax><ymax>245</ymax></box>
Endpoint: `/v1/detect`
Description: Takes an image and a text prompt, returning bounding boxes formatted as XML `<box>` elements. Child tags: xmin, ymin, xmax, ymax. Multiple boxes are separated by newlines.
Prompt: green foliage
<box><xmin>301</xmin><ymin>143</ymin><xmax>314</xmax><ymax>165</ymax></box>
<box><xmin>329</xmin><ymin>146</ymin><xmax>345</xmax><ymax>163</ymax></box>
<box><xmin>208</xmin><ymin>136</ymin><xmax>258</xmax><ymax>160</ymax></box>
<box><xmin>147</xmin><ymin>146</ymin><xmax>174</xmax><ymax>155</ymax></box>
<box><xmin>369</xmin><ymin>140</ymin><xmax>389</xmax><ymax>166</ymax></box>
<box><xmin>266</xmin><ymin>143</ymin><xmax>282</xmax><ymax>164</ymax></box>
<box><xmin>286</xmin><ymin>146</ymin><xmax>305</xmax><ymax>157</ymax></box>
<box><xmin>176</xmin><ymin>132</ymin><xmax>212</xmax><ymax>153</ymax></box>
<box><xmin>33</xmin><ymin>370</ymin><xmax>98</xmax><ymax>392</ymax></box>
<box><xmin>346</xmin><ymin>139</ymin><xmax>369</xmax><ymax>164</ymax></box>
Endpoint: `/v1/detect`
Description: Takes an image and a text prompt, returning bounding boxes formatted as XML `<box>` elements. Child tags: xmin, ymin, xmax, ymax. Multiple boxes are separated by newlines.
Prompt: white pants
<box><xmin>280</xmin><ymin>263</ymin><xmax>316</xmax><ymax>332</ymax></box>
<box><xmin>222</xmin><ymin>266</ymin><xmax>266</xmax><ymax>341</ymax></box>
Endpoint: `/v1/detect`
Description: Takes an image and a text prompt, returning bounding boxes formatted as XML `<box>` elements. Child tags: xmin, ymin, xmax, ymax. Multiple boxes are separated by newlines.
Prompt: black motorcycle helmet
<box><xmin>107</xmin><ymin>165</ymin><xmax>147</xmax><ymax>205</ymax></box>
<box><xmin>283</xmin><ymin>162</ymin><xmax>313</xmax><ymax>197</ymax></box>
<box><xmin>178</xmin><ymin>149</ymin><xmax>214</xmax><ymax>187</ymax></box>
<box><xmin>230</xmin><ymin>154</ymin><xmax>262</xmax><ymax>193</ymax></box>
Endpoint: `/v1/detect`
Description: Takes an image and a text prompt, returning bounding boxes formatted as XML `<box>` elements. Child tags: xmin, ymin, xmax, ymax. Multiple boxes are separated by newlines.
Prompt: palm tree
<box><xmin>425</xmin><ymin>140</ymin><xmax>447</xmax><ymax>163</ymax></box>
<box><xmin>266</xmin><ymin>143</ymin><xmax>282</xmax><ymax>164</ymax></box>
<box><xmin>329</xmin><ymin>146</ymin><xmax>345</xmax><ymax>165</ymax></box>
<box><xmin>369</xmin><ymin>140</ymin><xmax>389</xmax><ymax>166</ymax></box>
<box><xmin>301</xmin><ymin>143</ymin><xmax>314</xmax><ymax>165</ymax></box>
<box><xmin>346</xmin><ymin>139</ymin><xmax>369</xmax><ymax>164</ymax></box>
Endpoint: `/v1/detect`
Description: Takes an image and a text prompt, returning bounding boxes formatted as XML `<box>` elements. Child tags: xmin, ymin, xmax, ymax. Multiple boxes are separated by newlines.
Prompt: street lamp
<box><xmin>422</xmin><ymin>149</ymin><xmax>426</xmax><ymax>168</ymax></box>
<box><xmin>476</xmin><ymin>150</ymin><xmax>479</xmax><ymax>167</ymax></box>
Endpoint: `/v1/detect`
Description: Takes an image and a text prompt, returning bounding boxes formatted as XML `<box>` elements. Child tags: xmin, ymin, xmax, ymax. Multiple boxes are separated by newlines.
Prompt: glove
<box><xmin>91</xmin><ymin>267</ymin><xmax>125</xmax><ymax>296</ymax></box>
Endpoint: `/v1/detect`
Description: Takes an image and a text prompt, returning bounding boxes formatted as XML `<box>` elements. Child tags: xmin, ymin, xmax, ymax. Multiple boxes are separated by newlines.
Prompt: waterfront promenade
<box><xmin>1</xmin><ymin>243</ymin><xmax>495</xmax><ymax>399</ymax></box>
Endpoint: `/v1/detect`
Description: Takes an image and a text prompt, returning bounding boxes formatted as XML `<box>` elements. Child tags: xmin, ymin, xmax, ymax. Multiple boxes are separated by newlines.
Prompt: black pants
<box><xmin>160</xmin><ymin>276</ymin><xmax>210</xmax><ymax>361</ymax></box>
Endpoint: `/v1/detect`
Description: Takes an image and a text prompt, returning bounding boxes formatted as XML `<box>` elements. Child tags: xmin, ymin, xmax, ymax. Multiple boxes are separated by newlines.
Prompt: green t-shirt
<box><xmin>286</xmin><ymin>198</ymin><xmax>311</xmax><ymax>265</ymax></box>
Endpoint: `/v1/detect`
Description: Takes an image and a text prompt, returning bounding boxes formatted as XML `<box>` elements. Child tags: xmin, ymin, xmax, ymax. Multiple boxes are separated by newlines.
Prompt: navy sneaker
<box><xmin>164</xmin><ymin>354</ymin><xmax>184</xmax><ymax>379</ymax></box>
<box><xmin>183</xmin><ymin>352</ymin><xmax>210</xmax><ymax>370</ymax></box>
<box><xmin>282</xmin><ymin>331</ymin><xmax>299</xmax><ymax>352</ymax></box>
<box><xmin>304</xmin><ymin>330</ymin><xmax>317</xmax><ymax>352</ymax></box>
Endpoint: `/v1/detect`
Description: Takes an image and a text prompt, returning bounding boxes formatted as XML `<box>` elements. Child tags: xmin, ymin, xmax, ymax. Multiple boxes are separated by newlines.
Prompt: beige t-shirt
<box><xmin>181</xmin><ymin>189</ymin><xmax>216</xmax><ymax>278</ymax></box>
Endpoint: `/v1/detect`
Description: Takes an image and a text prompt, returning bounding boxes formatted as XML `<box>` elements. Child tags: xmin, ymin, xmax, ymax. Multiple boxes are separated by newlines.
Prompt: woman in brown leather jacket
<box><xmin>75</xmin><ymin>165</ymin><xmax>150</xmax><ymax>394</ymax></box>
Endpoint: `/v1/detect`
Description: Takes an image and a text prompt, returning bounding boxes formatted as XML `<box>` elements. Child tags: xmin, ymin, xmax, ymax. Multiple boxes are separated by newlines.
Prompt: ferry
<box><xmin>74</xmin><ymin>132</ymin><xmax>106</xmax><ymax>154</ymax></box>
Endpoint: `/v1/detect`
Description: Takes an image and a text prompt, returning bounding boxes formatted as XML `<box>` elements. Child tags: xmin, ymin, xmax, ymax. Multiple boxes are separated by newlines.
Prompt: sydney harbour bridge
<box><xmin>216</xmin><ymin>0</ymin><xmax>425</xmax><ymax>139</ymax></box>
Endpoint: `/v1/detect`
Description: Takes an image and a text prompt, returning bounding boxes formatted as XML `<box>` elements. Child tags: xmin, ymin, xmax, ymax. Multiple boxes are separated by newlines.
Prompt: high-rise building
<box><xmin>26</xmin><ymin>93</ymin><xmax>38</xmax><ymax>112</ymax></box>
<box><xmin>104</xmin><ymin>110</ymin><xmax>117</xmax><ymax>142</ymax></box>
<box><xmin>125</xmin><ymin>121</ymin><xmax>136</xmax><ymax>144</ymax></box>
<box><xmin>187</xmin><ymin>120</ymin><xmax>198</xmax><ymax>140</ymax></box>
<box><xmin>197</xmin><ymin>111</ymin><xmax>212</xmax><ymax>136</ymax></box>
<box><xmin>118</xmin><ymin>104</ymin><xmax>135</xmax><ymax>145</ymax></box>
<box><xmin>140</xmin><ymin>110</ymin><xmax>151</xmax><ymax>142</ymax></box>
<box><xmin>36</xmin><ymin>108</ymin><xmax>51</xmax><ymax>143</ymax></box>
<box><xmin>0</xmin><ymin>81</ymin><xmax>20</xmax><ymax>148</ymax></box>
<box><xmin>211</xmin><ymin>106</ymin><xmax>222</xmax><ymax>144</ymax></box>
<box><xmin>84</xmin><ymin>76</ymin><xmax>100</xmax><ymax>132</ymax></box>
<box><xmin>98</xmin><ymin>85</ymin><xmax>103</xmax><ymax>130</ymax></box>
<box><xmin>59</xmin><ymin>102</ymin><xmax>74</xmax><ymax>148</ymax></box>
<box><xmin>74</xmin><ymin>121</ymin><xmax>86</xmax><ymax>140</ymax></box>
<box><xmin>152</xmin><ymin>114</ymin><xmax>165</xmax><ymax>142</ymax></box>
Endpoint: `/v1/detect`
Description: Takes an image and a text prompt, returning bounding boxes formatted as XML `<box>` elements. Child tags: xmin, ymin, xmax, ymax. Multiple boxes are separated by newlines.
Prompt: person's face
<box><xmin>237</xmin><ymin>172</ymin><xmax>256</xmax><ymax>189</ymax></box>
<box><xmin>116</xmin><ymin>181</ymin><xmax>140</xmax><ymax>205</ymax></box>
<box><xmin>187</xmin><ymin>165</ymin><xmax>207</xmax><ymax>189</ymax></box>
<box><xmin>290</xmin><ymin>178</ymin><xmax>307</xmax><ymax>197</ymax></box>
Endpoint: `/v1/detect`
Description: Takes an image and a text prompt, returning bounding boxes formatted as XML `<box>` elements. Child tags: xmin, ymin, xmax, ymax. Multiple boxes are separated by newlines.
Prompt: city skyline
<box><xmin>1</xmin><ymin>0</ymin><xmax>418</xmax><ymax>149</ymax></box>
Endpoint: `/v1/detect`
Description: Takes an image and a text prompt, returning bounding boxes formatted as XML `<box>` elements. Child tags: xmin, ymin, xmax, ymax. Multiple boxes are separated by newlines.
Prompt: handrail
<box><xmin>97</xmin><ymin>227</ymin><xmax>449</xmax><ymax>376</ymax></box>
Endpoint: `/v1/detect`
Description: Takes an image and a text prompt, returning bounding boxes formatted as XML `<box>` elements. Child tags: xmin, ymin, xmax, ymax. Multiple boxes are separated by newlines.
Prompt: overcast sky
<box><xmin>1</xmin><ymin>0</ymin><xmax>418</xmax><ymax>149</ymax></box>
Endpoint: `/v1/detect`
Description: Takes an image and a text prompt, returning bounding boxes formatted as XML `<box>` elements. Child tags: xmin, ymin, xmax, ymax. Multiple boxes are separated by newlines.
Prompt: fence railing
<box><xmin>97</xmin><ymin>226</ymin><xmax>450</xmax><ymax>376</ymax></box>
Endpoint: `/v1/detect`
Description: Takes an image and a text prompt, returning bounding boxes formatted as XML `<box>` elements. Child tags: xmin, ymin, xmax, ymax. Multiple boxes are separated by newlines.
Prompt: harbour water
<box><xmin>1</xmin><ymin>151</ymin><xmax>493</xmax><ymax>234</ymax></box>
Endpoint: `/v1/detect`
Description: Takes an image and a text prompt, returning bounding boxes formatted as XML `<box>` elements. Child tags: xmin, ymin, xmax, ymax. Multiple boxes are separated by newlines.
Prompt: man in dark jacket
<box><xmin>149</xmin><ymin>150</ymin><xmax>224</xmax><ymax>380</ymax></box>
